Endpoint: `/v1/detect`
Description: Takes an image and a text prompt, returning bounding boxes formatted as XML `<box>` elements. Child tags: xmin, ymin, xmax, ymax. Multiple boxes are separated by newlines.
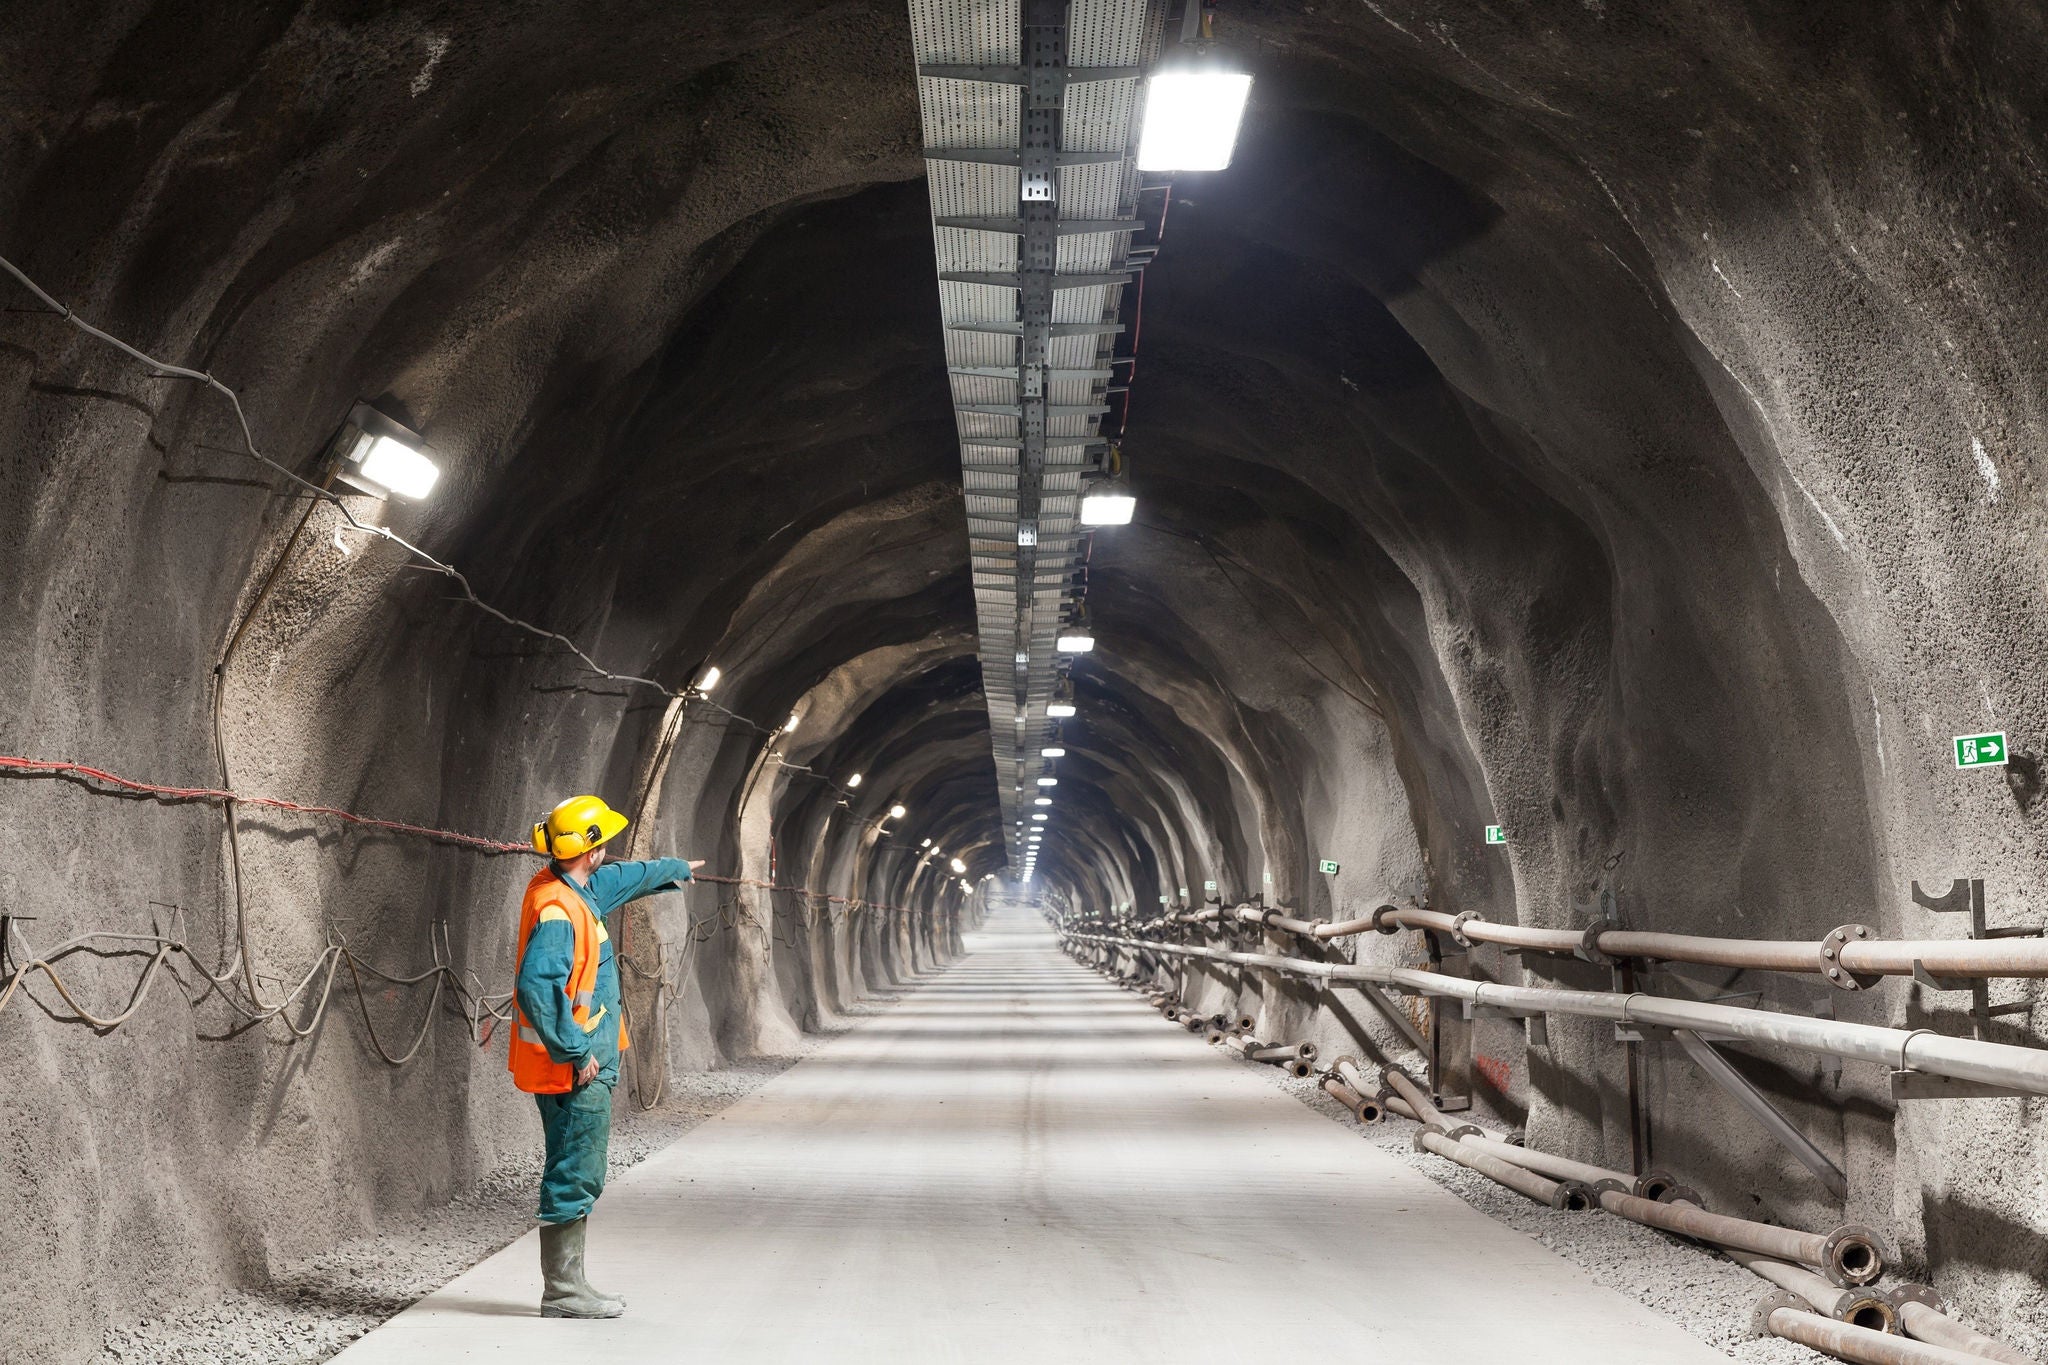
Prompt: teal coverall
<box><xmin>515</xmin><ymin>856</ymin><xmax>693</xmax><ymax>1224</ymax></box>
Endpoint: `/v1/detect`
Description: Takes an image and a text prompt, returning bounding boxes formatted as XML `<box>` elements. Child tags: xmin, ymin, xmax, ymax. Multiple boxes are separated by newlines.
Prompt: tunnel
<box><xmin>1</xmin><ymin>2</ymin><xmax>2044</xmax><ymax>1361</ymax></box>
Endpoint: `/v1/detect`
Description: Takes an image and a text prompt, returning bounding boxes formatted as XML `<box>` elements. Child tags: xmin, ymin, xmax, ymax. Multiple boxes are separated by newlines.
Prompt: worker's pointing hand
<box><xmin>575</xmin><ymin>1055</ymin><xmax>600</xmax><ymax>1087</ymax></box>
<box><xmin>688</xmin><ymin>859</ymin><xmax>706</xmax><ymax>873</ymax></box>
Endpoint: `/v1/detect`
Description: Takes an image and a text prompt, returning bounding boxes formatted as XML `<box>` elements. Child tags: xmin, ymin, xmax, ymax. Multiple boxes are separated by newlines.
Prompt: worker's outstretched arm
<box><xmin>585</xmin><ymin>856</ymin><xmax>695</xmax><ymax>912</ymax></box>
<box><xmin>514</xmin><ymin>915</ymin><xmax>589</xmax><ymax>1067</ymax></box>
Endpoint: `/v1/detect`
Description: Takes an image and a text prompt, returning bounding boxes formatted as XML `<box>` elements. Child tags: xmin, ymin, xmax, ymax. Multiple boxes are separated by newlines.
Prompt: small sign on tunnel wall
<box><xmin>1485</xmin><ymin>825</ymin><xmax>1507</xmax><ymax>844</ymax></box>
<box><xmin>1317</xmin><ymin>859</ymin><xmax>1340</xmax><ymax>875</ymax></box>
<box><xmin>1955</xmin><ymin>731</ymin><xmax>2009</xmax><ymax>768</ymax></box>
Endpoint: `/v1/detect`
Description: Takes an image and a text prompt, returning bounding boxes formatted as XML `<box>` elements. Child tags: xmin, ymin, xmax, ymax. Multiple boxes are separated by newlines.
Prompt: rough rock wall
<box><xmin>0</xmin><ymin>5</ymin><xmax>996</xmax><ymax>1360</ymax></box>
<box><xmin>1070</xmin><ymin>0</ymin><xmax>2046</xmax><ymax>1349</ymax></box>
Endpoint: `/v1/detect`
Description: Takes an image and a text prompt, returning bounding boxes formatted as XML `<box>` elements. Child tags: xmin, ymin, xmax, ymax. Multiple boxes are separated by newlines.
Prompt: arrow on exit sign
<box><xmin>1317</xmin><ymin>859</ymin><xmax>1340</xmax><ymax>875</ymax></box>
<box><xmin>1955</xmin><ymin>732</ymin><xmax>2009</xmax><ymax>768</ymax></box>
<box><xmin>1485</xmin><ymin>825</ymin><xmax>1506</xmax><ymax>845</ymax></box>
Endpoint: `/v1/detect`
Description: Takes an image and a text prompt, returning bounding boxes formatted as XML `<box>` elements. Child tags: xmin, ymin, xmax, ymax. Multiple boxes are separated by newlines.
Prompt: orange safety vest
<box><xmin>508</xmin><ymin>867</ymin><xmax>630</xmax><ymax>1094</ymax></box>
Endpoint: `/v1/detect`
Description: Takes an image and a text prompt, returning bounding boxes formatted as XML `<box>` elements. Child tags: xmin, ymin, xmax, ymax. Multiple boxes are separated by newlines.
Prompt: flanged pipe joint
<box><xmin>1250</xmin><ymin>1041</ymin><xmax>1318</xmax><ymax>1078</ymax></box>
<box><xmin>1819</xmin><ymin>1224</ymin><xmax>1889</xmax><ymax>1288</ymax></box>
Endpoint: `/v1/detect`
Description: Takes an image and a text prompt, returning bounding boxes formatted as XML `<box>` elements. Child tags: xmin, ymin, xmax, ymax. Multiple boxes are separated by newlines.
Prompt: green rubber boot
<box><xmin>539</xmin><ymin>1217</ymin><xmax>625</xmax><ymax>1318</ymax></box>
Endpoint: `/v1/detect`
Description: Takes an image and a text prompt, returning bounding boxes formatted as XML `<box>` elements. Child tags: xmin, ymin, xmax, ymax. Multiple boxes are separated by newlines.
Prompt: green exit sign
<box><xmin>1485</xmin><ymin>825</ymin><xmax>1506</xmax><ymax>844</ymax></box>
<box><xmin>1203</xmin><ymin>880</ymin><xmax>1216</xmax><ymax>891</ymax></box>
<box><xmin>1317</xmin><ymin>859</ymin><xmax>1340</xmax><ymax>875</ymax></box>
<box><xmin>1955</xmin><ymin>732</ymin><xmax>2009</xmax><ymax>768</ymax></box>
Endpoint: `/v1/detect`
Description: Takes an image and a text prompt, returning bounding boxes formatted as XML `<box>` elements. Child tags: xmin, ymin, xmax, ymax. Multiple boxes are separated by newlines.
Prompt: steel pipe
<box><xmin>1415</xmin><ymin>1130</ymin><xmax>1594</xmax><ymax>1210</ymax></box>
<box><xmin>1599</xmin><ymin>1190</ymin><xmax>1886</xmax><ymax>1287</ymax></box>
<box><xmin>1312</xmin><ymin>910</ymin><xmax>1390</xmax><ymax>940</ymax></box>
<box><xmin>1236</xmin><ymin>904</ymin><xmax>1324</xmax><ymax>936</ymax></box>
<box><xmin>1320</xmin><ymin>1073</ymin><xmax>1381</xmax><ymax>1124</ymax></box>
<box><xmin>1314</xmin><ymin>906</ymin><xmax>2048</xmax><ymax>983</ymax></box>
<box><xmin>1461</xmin><ymin>1134</ymin><xmax>1629</xmax><ymax>1191</ymax></box>
<box><xmin>1890</xmin><ymin>1289</ymin><xmax>2035</xmax><ymax>1365</ymax></box>
<box><xmin>1756</xmin><ymin>1295</ymin><xmax>2004</xmax><ymax>1365</ymax></box>
<box><xmin>1067</xmin><ymin>934</ymin><xmax>2048</xmax><ymax>1101</ymax></box>
<box><xmin>1724</xmin><ymin>1250</ymin><xmax>1897</xmax><ymax>1333</ymax></box>
<box><xmin>1380</xmin><ymin>1066</ymin><xmax>1480</xmax><ymax>1138</ymax></box>
<box><xmin>1250</xmin><ymin>1041</ymin><xmax>1318</xmax><ymax>1064</ymax></box>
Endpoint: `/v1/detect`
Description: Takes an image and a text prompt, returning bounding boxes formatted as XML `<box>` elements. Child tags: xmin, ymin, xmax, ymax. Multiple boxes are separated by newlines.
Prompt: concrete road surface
<box><xmin>334</xmin><ymin>909</ymin><xmax>1728</xmax><ymax>1363</ymax></box>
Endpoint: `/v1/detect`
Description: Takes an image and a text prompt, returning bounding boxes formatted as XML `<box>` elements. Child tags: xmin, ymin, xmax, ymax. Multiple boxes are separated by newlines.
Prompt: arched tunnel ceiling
<box><xmin>0</xmin><ymin>0</ymin><xmax>2035</xmax><ymax>922</ymax></box>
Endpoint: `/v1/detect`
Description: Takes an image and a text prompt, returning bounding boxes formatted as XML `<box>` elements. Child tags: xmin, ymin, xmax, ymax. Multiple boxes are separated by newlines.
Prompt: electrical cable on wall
<box><xmin>0</xmin><ymin>253</ymin><xmax>935</xmax><ymax>1078</ymax></box>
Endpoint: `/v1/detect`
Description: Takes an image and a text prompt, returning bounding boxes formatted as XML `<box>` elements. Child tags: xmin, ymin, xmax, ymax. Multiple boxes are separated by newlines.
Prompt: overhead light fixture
<box><xmin>1034</xmin><ymin>797</ymin><xmax>1052</xmax><ymax>807</ymax></box>
<box><xmin>1137</xmin><ymin>68</ymin><xmax>1253</xmax><ymax>173</ymax></box>
<box><xmin>1040</xmin><ymin>746</ymin><xmax>1065</xmax><ymax>758</ymax></box>
<box><xmin>1017</xmin><ymin>523</ymin><xmax>1038</xmax><ymax>546</ymax></box>
<box><xmin>783</xmin><ymin>710</ymin><xmax>802</xmax><ymax>733</ymax></box>
<box><xmin>331</xmin><ymin>403</ymin><xmax>439</xmax><ymax>501</ymax></box>
<box><xmin>920</xmin><ymin>837</ymin><xmax>931</xmax><ymax>847</ymax></box>
<box><xmin>950</xmin><ymin>857</ymin><xmax>967</xmax><ymax>874</ymax></box>
<box><xmin>1032</xmin><ymin>813</ymin><xmax>1048</xmax><ymax>822</ymax></box>
<box><xmin>1056</xmin><ymin>631</ymin><xmax>1095</xmax><ymax>652</ymax></box>
<box><xmin>1036</xmin><ymin>777</ymin><xmax>1057</xmax><ymax>787</ymax></box>
<box><xmin>693</xmin><ymin>665</ymin><xmax>722</xmax><ymax>693</ymax></box>
<box><xmin>846</xmin><ymin>772</ymin><xmax>863</xmax><ymax>788</ymax></box>
<box><xmin>1046</xmin><ymin>674</ymin><xmax>1077</xmax><ymax>719</ymax></box>
<box><xmin>1078</xmin><ymin>485</ymin><xmax>1136</xmax><ymax>526</ymax></box>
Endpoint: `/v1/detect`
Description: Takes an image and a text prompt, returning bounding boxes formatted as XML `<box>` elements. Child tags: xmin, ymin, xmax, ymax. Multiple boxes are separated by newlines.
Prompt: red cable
<box><xmin>0</xmin><ymin>754</ymin><xmax>910</xmax><ymax>910</ymax></box>
<box><xmin>0</xmin><ymin>754</ymin><xmax>529</xmax><ymax>853</ymax></box>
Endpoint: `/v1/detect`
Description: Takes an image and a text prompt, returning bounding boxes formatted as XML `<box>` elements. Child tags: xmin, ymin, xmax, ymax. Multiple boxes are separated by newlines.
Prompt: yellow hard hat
<box><xmin>532</xmin><ymin>794</ymin><xmax>629</xmax><ymax>859</ymax></box>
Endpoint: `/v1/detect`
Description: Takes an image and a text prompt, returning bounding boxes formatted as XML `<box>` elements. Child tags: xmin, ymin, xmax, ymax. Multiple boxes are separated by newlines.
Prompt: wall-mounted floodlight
<box><xmin>1137</xmin><ymin>69</ymin><xmax>1253</xmax><ymax>172</ymax></box>
<box><xmin>1036</xmin><ymin>777</ymin><xmax>1058</xmax><ymax>787</ymax></box>
<box><xmin>1078</xmin><ymin>483</ymin><xmax>1136</xmax><ymax>525</ymax></box>
<box><xmin>920</xmin><ymin>837</ymin><xmax>932</xmax><ymax>847</ymax></box>
<box><xmin>783</xmin><ymin>710</ymin><xmax>802</xmax><ymax>734</ymax></box>
<box><xmin>846</xmin><ymin>772</ymin><xmax>863</xmax><ymax>788</ymax></box>
<box><xmin>331</xmin><ymin>403</ymin><xmax>439</xmax><ymax>501</ymax></box>
<box><xmin>1056</xmin><ymin>631</ymin><xmax>1096</xmax><ymax>652</ymax></box>
<box><xmin>1041</xmin><ymin>746</ymin><xmax>1065</xmax><ymax>757</ymax></box>
<box><xmin>1047</xmin><ymin>701</ymin><xmax>1077</xmax><ymax>718</ymax></box>
<box><xmin>693</xmin><ymin>665</ymin><xmax>722</xmax><ymax>693</ymax></box>
<box><xmin>950</xmin><ymin>857</ymin><xmax>967</xmax><ymax>874</ymax></box>
<box><xmin>888</xmin><ymin>804</ymin><xmax>906</xmax><ymax>820</ymax></box>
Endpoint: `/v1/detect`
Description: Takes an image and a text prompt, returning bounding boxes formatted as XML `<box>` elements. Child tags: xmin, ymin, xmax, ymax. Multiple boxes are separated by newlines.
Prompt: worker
<box><xmin>511</xmin><ymin>793</ymin><xmax>703</xmax><ymax>1319</ymax></box>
